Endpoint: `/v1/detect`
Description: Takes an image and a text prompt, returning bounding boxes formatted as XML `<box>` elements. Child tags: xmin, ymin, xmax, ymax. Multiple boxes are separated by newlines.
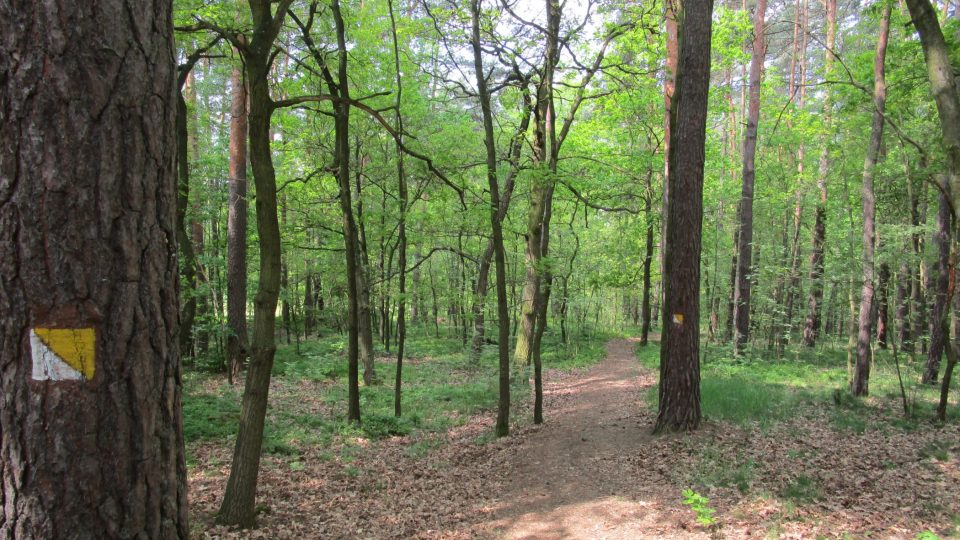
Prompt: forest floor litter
<box><xmin>189</xmin><ymin>338</ymin><xmax>960</xmax><ymax>538</ymax></box>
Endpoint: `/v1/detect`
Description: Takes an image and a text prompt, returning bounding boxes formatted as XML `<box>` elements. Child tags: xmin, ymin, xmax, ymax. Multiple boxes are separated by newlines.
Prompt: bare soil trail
<box><xmin>481</xmin><ymin>337</ymin><xmax>702</xmax><ymax>539</ymax></box>
<box><xmin>190</xmin><ymin>337</ymin><xmax>960</xmax><ymax>539</ymax></box>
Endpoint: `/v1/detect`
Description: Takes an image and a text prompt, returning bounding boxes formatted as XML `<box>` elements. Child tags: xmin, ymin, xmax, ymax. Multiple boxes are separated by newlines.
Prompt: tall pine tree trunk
<box><xmin>655</xmin><ymin>0</ymin><xmax>715</xmax><ymax>433</ymax></box>
<box><xmin>227</xmin><ymin>64</ymin><xmax>249</xmax><ymax>383</ymax></box>
<box><xmin>0</xmin><ymin>1</ymin><xmax>188</xmax><ymax>535</ymax></box>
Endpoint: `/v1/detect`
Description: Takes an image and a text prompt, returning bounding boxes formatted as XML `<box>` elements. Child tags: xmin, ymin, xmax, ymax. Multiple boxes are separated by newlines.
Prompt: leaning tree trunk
<box><xmin>0</xmin><ymin>1</ymin><xmax>188</xmax><ymax>536</ymax></box>
<box><xmin>217</xmin><ymin>0</ymin><xmax>293</xmax><ymax>528</ymax></box>
<box><xmin>850</xmin><ymin>3</ymin><xmax>890</xmax><ymax>397</ymax></box>
<box><xmin>732</xmin><ymin>0</ymin><xmax>766</xmax><ymax>355</ymax></box>
<box><xmin>227</xmin><ymin>64</ymin><xmax>250</xmax><ymax>384</ymax></box>
<box><xmin>802</xmin><ymin>0</ymin><xmax>836</xmax><ymax>347</ymax></box>
<box><xmin>655</xmin><ymin>0</ymin><xmax>715</xmax><ymax>433</ymax></box>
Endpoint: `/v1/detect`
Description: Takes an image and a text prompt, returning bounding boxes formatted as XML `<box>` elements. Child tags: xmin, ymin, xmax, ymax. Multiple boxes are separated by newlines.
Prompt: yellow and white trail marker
<box><xmin>30</xmin><ymin>328</ymin><xmax>95</xmax><ymax>381</ymax></box>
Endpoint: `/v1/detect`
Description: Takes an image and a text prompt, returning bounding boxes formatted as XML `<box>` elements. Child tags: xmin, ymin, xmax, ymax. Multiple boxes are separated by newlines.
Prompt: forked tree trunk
<box><xmin>0</xmin><ymin>1</ymin><xmax>188</xmax><ymax>535</ymax></box>
<box><xmin>655</xmin><ymin>0</ymin><xmax>715</xmax><ymax>433</ymax></box>
<box><xmin>851</xmin><ymin>3</ymin><xmax>890</xmax><ymax>397</ymax></box>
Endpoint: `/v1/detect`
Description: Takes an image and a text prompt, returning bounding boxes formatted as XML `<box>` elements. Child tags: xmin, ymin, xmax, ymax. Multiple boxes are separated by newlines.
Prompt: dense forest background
<box><xmin>166</xmin><ymin>0</ymin><xmax>960</xmax><ymax>535</ymax></box>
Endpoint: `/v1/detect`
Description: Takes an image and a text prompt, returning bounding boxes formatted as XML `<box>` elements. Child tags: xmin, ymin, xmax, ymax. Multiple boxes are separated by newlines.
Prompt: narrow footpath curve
<box><xmin>480</xmin><ymin>338</ymin><xmax>705</xmax><ymax>539</ymax></box>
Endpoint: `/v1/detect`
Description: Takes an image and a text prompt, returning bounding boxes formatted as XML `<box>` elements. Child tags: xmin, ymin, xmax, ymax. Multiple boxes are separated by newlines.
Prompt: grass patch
<box><xmin>779</xmin><ymin>474</ymin><xmax>823</xmax><ymax>504</ymax></box>
<box><xmin>691</xmin><ymin>445</ymin><xmax>755</xmax><ymax>493</ymax></box>
<box><xmin>637</xmin><ymin>340</ymin><xmax>953</xmax><ymax>431</ymax></box>
<box><xmin>183</xmin><ymin>324</ymin><xmax>616</xmax><ymax>462</ymax></box>
<box><xmin>919</xmin><ymin>439</ymin><xmax>952</xmax><ymax>462</ymax></box>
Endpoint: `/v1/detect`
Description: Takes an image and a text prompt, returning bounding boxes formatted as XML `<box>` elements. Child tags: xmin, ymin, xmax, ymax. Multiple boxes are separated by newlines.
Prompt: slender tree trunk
<box><xmin>469</xmin><ymin>87</ymin><xmax>531</xmax><ymax>363</ymax></box>
<box><xmin>851</xmin><ymin>3</ymin><xmax>890</xmax><ymax>397</ymax></box>
<box><xmin>177</xmin><ymin>86</ymin><xmax>198</xmax><ymax>358</ymax></box>
<box><xmin>0</xmin><ymin>2</ymin><xmax>188</xmax><ymax>535</ymax></box>
<box><xmin>226</xmin><ymin>65</ymin><xmax>249</xmax><ymax>383</ymax></box>
<box><xmin>640</xmin><ymin>171</ymin><xmax>655</xmax><ymax>345</ymax></box>
<box><xmin>329</xmin><ymin>0</ymin><xmax>362</xmax><ymax>422</ymax></box>
<box><xmin>802</xmin><ymin>0</ymin><xmax>836</xmax><ymax>347</ymax></box>
<box><xmin>655</xmin><ymin>0</ymin><xmax>714</xmax><ymax>433</ymax></box>
<box><xmin>896</xmin><ymin>259</ymin><xmax>913</xmax><ymax>348</ymax></box>
<box><xmin>353</xmin><ymin>147</ymin><xmax>377</xmax><ymax>386</ymax></box>
<box><xmin>877</xmin><ymin>263</ymin><xmax>890</xmax><ymax>348</ymax></box>
<box><xmin>387</xmin><ymin>0</ymin><xmax>408</xmax><ymax>417</ymax></box>
<box><xmin>732</xmin><ymin>0</ymin><xmax>766</xmax><ymax>355</ymax></box>
<box><xmin>925</xmin><ymin>184</ymin><xmax>953</xmax><ymax>384</ymax></box>
<box><xmin>471</xmin><ymin>0</ymin><xmax>511</xmax><ymax>437</ymax></box>
<box><xmin>217</xmin><ymin>0</ymin><xmax>295</xmax><ymax>527</ymax></box>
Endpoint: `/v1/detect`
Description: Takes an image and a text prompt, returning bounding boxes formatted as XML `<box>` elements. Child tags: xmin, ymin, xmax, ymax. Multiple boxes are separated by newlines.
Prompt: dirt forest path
<box><xmin>480</xmin><ymin>337</ymin><xmax>700</xmax><ymax>539</ymax></box>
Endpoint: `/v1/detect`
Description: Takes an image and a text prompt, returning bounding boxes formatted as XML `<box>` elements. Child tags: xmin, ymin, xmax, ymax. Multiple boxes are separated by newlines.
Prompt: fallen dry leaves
<box><xmin>188</xmin><ymin>340</ymin><xmax>960</xmax><ymax>539</ymax></box>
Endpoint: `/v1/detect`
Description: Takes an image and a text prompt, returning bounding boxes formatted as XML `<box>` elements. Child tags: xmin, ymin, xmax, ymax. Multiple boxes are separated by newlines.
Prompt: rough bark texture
<box><xmin>850</xmin><ymin>3</ymin><xmax>890</xmax><ymax>397</ymax></box>
<box><xmin>217</xmin><ymin>0</ymin><xmax>293</xmax><ymax>528</ymax></box>
<box><xmin>0</xmin><ymin>1</ymin><xmax>188</xmax><ymax>536</ymax></box>
<box><xmin>513</xmin><ymin>0</ymin><xmax>561</xmax><ymax>378</ymax></box>
<box><xmin>227</xmin><ymin>65</ymin><xmax>249</xmax><ymax>383</ymax></box>
<box><xmin>802</xmin><ymin>0</ymin><xmax>836</xmax><ymax>347</ymax></box>
<box><xmin>732</xmin><ymin>0</ymin><xmax>766</xmax><ymax>355</ymax></box>
<box><xmin>655</xmin><ymin>0</ymin><xmax>714</xmax><ymax>433</ymax></box>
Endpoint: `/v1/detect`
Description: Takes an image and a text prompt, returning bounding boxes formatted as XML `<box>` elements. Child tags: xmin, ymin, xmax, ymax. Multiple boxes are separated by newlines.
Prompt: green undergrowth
<box><xmin>183</xmin><ymin>324</ymin><xmax>619</xmax><ymax>462</ymax></box>
<box><xmin>636</xmin><ymin>339</ymin><xmax>949</xmax><ymax>431</ymax></box>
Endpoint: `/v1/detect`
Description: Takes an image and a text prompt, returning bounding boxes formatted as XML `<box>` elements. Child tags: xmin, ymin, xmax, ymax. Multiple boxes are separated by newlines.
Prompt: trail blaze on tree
<box><xmin>655</xmin><ymin>0</ymin><xmax>715</xmax><ymax>434</ymax></box>
<box><xmin>0</xmin><ymin>1</ymin><xmax>187</xmax><ymax>536</ymax></box>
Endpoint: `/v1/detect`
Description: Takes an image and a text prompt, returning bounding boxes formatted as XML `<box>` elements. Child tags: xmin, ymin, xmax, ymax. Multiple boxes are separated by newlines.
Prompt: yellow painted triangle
<box><xmin>33</xmin><ymin>328</ymin><xmax>95</xmax><ymax>380</ymax></box>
